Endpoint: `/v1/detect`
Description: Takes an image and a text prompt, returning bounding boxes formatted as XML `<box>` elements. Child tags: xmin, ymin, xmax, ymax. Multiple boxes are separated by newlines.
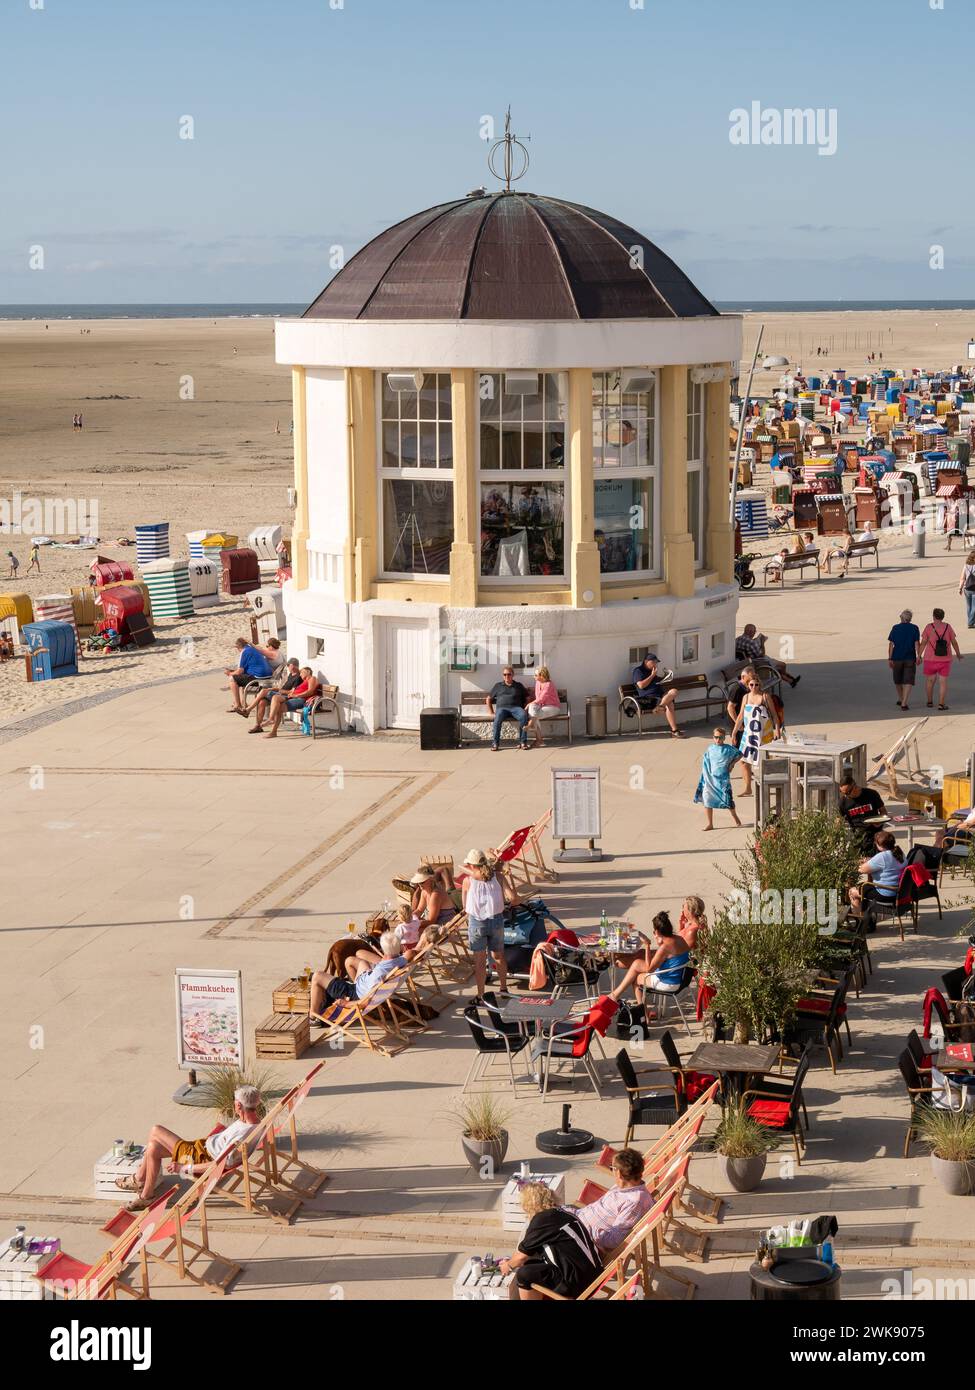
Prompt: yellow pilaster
<box><xmin>660</xmin><ymin>365</ymin><xmax>695</xmax><ymax>599</ymax></box>
<box><xmin>568</xmin><ymin>367</ymin><xmax>600</xmax><ymax>609</ymax></box>
<box><xmin>706</xmin><ymin>371</ymin><xmax>734</xmax><ymax>584</ymax></box>
<box><xmin>290</xmin><ymin>367</ymin><xmax>309</xmax><ymax>590</ymax></box>
<box><xmin>450</xmin><ymin>369</ymin><xmax>479</xmax><ymax>607</ymax></box>
<box><xmin>349</xmin><ymin>367</ymin><xmax>377</xmax><ymax>604</ymax></box>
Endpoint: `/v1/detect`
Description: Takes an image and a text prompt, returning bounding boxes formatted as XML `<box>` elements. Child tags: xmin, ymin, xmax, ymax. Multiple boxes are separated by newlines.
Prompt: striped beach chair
<box><xmin>310</xmin><ymin>967</ymin><xmax>417</xmax><ymax>1057</ymax></box>
<box><xmin>135</xmin><ymin>522</ymin><xmax>170</xmax><ymax>567</ymax></box>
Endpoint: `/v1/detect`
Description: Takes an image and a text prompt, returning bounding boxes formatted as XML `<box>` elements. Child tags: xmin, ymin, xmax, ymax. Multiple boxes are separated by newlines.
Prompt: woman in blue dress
<box><xmin>694</xmin><ymin>727</ymin><xmax>743</xmax><ymax>831</ymax></box>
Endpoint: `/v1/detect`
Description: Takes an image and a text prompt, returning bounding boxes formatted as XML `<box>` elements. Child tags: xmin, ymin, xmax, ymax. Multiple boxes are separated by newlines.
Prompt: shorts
<box><xmin>891</xmin><ymin>660</ymin><xmax>916</xmax><ymax>686</ymax></box>
<box><xmin>648</xmin><ymin>972</ymin><xmax>680</xmax><ymax>993</ymax></box>
<box><xmin>468</xmin><ymin>913</ymin><xmax>504</xmax><ymax>954</ymax></box>
<box><xmin>285</xmin><ymin>696</ymin><xmax>306</xmax><ymax>711</ymax></box>
<box><xmin>636</xmin><ymin>695</ymin><xmax>661</xmax><ymax>711</ymax></box>
<box><xmin>233</xmin><ymin>673</ymin><xmax>253</xmax><ymax>688</ymax></box>
<box><xmin>172</xmin><ymin>1137</ymin><xmax>211</xmax><ymax>1167</ymax></box>
<box><xmin>923</xmin><ymin>657</ymin><xmax>952</xmax><ymax>678</ymax></box>
<box><xmin>325</xmin><ymin>977</ymin><xmax>358</xmax><ymax>1003</ymax></box>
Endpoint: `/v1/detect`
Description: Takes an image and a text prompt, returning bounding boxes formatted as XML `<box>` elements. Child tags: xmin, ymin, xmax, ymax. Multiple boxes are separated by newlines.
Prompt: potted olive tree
<box><xmin>713</xmin><ymin>1101</ymin><xmax>780</xmax><ymax>1192</ymax></box>
<box><xmin>917</xmin><ymin>1107</ymin><xmax>975</xmax><ymax>1196</ymax></box>
<box><xmin>699</xmin><ymin>912</ymin><xmax>818</xmax><ymax>1044</ymax></box>
<box><xmin>450</xmin><ymin>1095</ymin><xmax>511</xmax><ymax>1177</ymax></box>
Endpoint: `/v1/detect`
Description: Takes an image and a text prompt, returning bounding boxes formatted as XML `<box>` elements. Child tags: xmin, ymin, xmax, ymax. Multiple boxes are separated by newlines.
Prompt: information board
<box><xmin>551</xmin><ymin>767</ymin><xmax>602</xmax><ymax>842</ymax></box>
<box><xmin>174</xmin><ymin>968</ymin><xmax>244</xmax><ymax>1071</ymax></box>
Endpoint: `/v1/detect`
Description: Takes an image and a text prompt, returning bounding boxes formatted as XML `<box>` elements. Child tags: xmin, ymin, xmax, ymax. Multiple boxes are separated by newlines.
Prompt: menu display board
<box><xmin>551</xmin><ymin>768</ymin><xmax>602</xmax><ymax>842</ymax></box>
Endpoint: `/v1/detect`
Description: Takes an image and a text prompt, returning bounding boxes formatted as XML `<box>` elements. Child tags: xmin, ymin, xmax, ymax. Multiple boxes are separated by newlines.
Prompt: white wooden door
<box><xmin>384</xmin><ymin>620</ymin><xmax>430</xmax><ymax>729</ymax></box>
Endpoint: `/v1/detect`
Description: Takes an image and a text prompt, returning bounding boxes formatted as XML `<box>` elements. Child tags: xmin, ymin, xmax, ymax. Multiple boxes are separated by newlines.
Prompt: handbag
<box><xmin>614</xmin><ymin>1000</ymin><xmax>651</xmax><ymax>1041</ymax></box>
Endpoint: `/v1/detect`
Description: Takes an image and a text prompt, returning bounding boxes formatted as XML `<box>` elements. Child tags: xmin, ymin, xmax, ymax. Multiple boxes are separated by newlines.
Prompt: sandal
<box><xmin>124</xmin><ymin>1196</ymin><xmax>153</xmax><ymax>1212</ymax></box>
<box><xmin>939</xmin><ymin>704</ymin><xmax>948</xmax><ymax>710</ymax></box>
<box><xmin>115</xmin><ymin>1175</ymin><xmax>140</xmax><ymax>1191</ymax></box>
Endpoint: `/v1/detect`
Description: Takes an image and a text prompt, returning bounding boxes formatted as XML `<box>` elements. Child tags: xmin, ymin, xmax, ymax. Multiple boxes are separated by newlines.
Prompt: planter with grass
<box><xmin>714</xmin><ymin>1101</ymin><xmax>780</xmax><ymax>1192</ymax></box>
<box><xmin>450</xmin><ymin>1095</ymin><xmax>511</xmax><ymax>1177</ymax></box>
<box><xmin>918</xmin><ymin>1106</ymin><xmax>975</xmax><ymax>1195</ymax></box>
<box><xmin>194</xmin><ymin>1064</ymin><xmax>281</xmax><ymax>1121</ymax></box>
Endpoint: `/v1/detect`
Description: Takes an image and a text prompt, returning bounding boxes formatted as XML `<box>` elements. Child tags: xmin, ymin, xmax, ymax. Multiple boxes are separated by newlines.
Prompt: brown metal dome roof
<box><xmin>303</xmin><ymin>192</ymin><xmax>717</xmax><ymax>322</ymax></box>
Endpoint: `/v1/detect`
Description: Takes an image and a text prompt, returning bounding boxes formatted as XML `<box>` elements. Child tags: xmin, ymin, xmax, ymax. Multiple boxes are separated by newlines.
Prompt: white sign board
<box><xmin>175</xmin><ymin>968</ymin><xmax>243</xmax><ymax>1071</ymax></box>
<box><xmin>551</xmin><ymin>768</ymin><xmax>602</xmax><ymax>842</ymax></box>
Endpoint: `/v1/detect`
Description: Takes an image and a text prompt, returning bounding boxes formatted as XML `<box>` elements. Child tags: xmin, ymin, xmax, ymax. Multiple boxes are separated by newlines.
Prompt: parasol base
<box><xmin>536</xmin><ymin>1103</ymin><xmax>595</xmax><ymax>1156</ymax></box>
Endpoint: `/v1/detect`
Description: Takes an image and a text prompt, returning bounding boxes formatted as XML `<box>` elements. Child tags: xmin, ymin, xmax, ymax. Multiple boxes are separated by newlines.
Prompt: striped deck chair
<box><xmin>269</xmin><ymin>1062</ymin><xmax>329</xmax><ymax>1197</ymax></box>
<box><xmin>310</xmin><ymin>965</ymin><xmax>416</xmax><ymax>1057</ymax></box>
<box><xmin>208</xmin><ymin>1091</ymin><xmax>305</xmax><ymax>1225</ymax></box>
<box><xmin>99</xmin><ymin>1154</ymin><xmax>240</xmax><ymax>1295</ymax></box>
<box><xmin>35</xmin><ymin>1193</ymin><xmax>169</xmax><ymax>1300</ymax></box>
<box><xmin>532</xmin><ymin>1178</ymin><xmax>684</xmax><ymax>1301</ymax></box>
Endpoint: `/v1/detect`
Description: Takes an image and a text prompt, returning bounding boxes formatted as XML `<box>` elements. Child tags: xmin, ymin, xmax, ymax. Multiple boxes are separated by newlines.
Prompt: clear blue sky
<box><xmin>2</xmin><ymin>0</ymin><xmax>972</xmax><ymax>303</ymax></box>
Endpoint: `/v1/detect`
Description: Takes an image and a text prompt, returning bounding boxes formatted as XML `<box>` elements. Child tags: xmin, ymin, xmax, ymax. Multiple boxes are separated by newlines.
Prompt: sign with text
<box><xmin>174</xmin><ymin>968</ymin><xmax>243</xmax><ymax>1070</ymax></box>
<box><xmin>551</xmin><ymin>767</ymin><xmax>602</xmax><ymax>842</ymax></box>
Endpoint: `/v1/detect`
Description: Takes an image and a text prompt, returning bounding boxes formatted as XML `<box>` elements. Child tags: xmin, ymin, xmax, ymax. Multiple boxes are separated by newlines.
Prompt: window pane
<box><xmin>381</xmin><ymin>374</ymin><xmax>399</xmax><ymax>417</ymax></box>
<box><xmin>687</xmin><ymin>467</ymin><xmax>703</xmax><ymax>565</ymax></box>
<box><xmin>593</xmin><ymin>371</ymin><xmax>653</xmax><ymax>469</ymax></box>
<box><xmin>479</xmin><ymin>373</ymin><xmax>499</xmax><ymax>419</ymax></box>
<box><xmin>499</xmin><ymin>428</ymin><xmax>523</xmax><ymax>471</ymax></box>
<box><xmin>545</xmin><ymin>427</ymin><xmax>565</xmax><ymax>469</ymax></box>
<box><xmin>595</xmin><ymin>476</ymin><xmax>652</xmax><ymax>573</ymax></box>
<box><xmin>383</xmin><ymin>478</ymin><xmax>453</xmax><ymax>575</ymax></box>
<box><xmin>419</xmin><ymin>375</ymin><xmax>439</xmax><ymax>419</ymax></box>
<box><xmin>523</xmin><ymin>422</ymin><xmax>545</xmax><ymax>470</ymax></box>
<box><xmin>480</xmin><ymin>482</ymin><xmax>565</xmax><ymax>578</ymax></box>
<box><xmin>418</xmin><ymin>421</ymin><xmax>438</xmax><ymax>467</ymax></box>
<box><xmin>438</xmin><ymin>373</ymin><xmax>453</xmax><ymax>419</ymax></box>
<box><xmin>382</xmin><ymin>422</ymin><xmax>400</xmax><ymax>469</ymax></box>
<box><xmin>436</xmin><ymin>423</ymin><xmax>454</xmax><ymax>470</ymax></box>
<box><xmin>480</xmin><ymin>421</ymin><xmax>501</xmax><ymax>470</ymax></box>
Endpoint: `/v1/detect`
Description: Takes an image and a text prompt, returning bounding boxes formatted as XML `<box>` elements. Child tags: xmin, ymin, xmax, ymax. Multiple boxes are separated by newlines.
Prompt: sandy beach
<box><xmin>0</xmin><ymin>307</ymin><xmax>971</xmax><ymax>728</ymax></box>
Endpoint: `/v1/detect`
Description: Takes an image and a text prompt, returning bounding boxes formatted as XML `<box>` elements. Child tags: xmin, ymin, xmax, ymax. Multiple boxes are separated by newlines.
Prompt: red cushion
<box><xmin>918</xmin><ymin>1053</ymin><xmax>932</xmax><ymax>1070</ymax></box>
<box><xmin>686</xmin><ymin>1072</ymin><xmax>717</xmax><ymax>1102</ymax></box>
<box><xmin>797</xmin><ymin>996</ymin><xmax>847</xmax><ymax>1018</ymax></box>
<box><xmin>747</xmin><ymin>1098</ymin><xmax>791</xmax><ymax>1127</ymax></box>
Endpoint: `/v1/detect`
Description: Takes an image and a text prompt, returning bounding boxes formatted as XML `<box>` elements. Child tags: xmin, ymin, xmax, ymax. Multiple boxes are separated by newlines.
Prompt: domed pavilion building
<box><xmin>275</xmin><ymin>188</ymin><xmax>742</xmax><ymax>733</ymax></box>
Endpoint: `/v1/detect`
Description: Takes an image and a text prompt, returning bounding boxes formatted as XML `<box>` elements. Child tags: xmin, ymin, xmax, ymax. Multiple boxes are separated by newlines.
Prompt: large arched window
<box><xmin>592</xmin><ymin>370</ymin><xmax>659</xmax><ymax>579</ymax></box>
<box><xmin>478</xmin><ymin>372</ymin><xmax>566</xmax><ymax>581</ymax></box>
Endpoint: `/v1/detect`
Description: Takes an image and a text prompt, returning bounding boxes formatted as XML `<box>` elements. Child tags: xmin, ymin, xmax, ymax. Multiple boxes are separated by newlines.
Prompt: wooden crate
<box><xmin>500</xmin><ymin>1173</ymin><xmax>565</xmax><ymax>1232</ymax></box>
<box><xmin>906</xmin><ymin>788</ymin><xmax>943</xmax><ymax>816</ymax></box>
<box><xmin>453</xmin><ymin>1257</ymin><xmax>517</xmax><ymax>1300</ymax></box>
<box><xmin>0</xmin><ymin>1241</ymin><xmax>51</xmax><ymax>1301</ymax></box>
<box><xmin>255</xmin><ymin>1012</ymin><xmax>310</xmax><ymax>1060</ymax></box>
<box><xmin>942</xmin><ymin>772</ymin><xmax>972</xmax><ymax>819</ymax></box>
<box><xmin>93</xmin><ymin>1146</ymin><xmax>144</xmax><ymax>1198</ymax></box>
<box><xmin>272</xmin><ymin>978</ymin><xmax>311</xmax><ymax>1014</ymax></box>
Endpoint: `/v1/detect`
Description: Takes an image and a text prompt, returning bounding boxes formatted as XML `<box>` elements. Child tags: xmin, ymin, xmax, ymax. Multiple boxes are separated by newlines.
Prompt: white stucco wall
<box><xmin>304</xmin><ymin>369</ymin><xmax>350</xmax><ymax>594</ymax></box>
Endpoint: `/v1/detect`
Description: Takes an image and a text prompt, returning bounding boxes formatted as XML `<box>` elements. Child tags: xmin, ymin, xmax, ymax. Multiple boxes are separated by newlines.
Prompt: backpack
<box><xmin>933</xmin><ymin>624</ymin><xmax>950</xmax><ymax>658</ymax></box>
<box><xmin>965</xmin><ymin>567</ymin><xmax>975</xmax><ymax>593</ymax></box>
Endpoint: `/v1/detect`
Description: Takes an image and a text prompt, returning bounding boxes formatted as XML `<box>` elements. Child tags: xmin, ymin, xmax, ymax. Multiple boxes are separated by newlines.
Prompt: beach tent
<box><xmin>98</xmin><ymin>579</ymin><xmax>154</xmax><ymax>628</ymax></box>
<box><xmin>187</xmin><ymin>558</ymin><xmax>220</xmax><ymax>608</ymax></box>
<box><xmin>90</xmin><ymin>556</ymin><xmax>134</xmax><ymax>587</ymax></box>
<box><xmin>221</xmin><ymin>547</ymin><xmax>261</xmax><ymax>596</ymax></box>
<box><xmin>23</xmin><ymin>619</ymin><xmax>77</xmax><ymax>681</ymax></box>
<box><xmin>135</xmin><ymin>522</ymin><xmax>170</xmax><ymax>568</ymax></box>
<box><xmin>246</xmin><ymin>585</ymin><xmax>284</xmax><ymax>644</ymax></box>
<box><xmin>734</xmin><ymin>488</ymin><xmax>769</xmax><ymax>541</ymax></box>
<box><xmin>186</xmin><ymin>530</ymin><xmax>216</xmax><ymax>560</ymax></box>
<box><xmin>141</xmin><ymin>558</ymin><xmax>194</xmax><ymax>618</ymax></box>
<box><xmin>34</xmin><ymin>594</ymin><xmax>80</xmax><ymax>649</ymax></box>
<box><xmin>69</xmin><ymin>586</ymin><xmax>100</xmax><ymax>638</ymax></box>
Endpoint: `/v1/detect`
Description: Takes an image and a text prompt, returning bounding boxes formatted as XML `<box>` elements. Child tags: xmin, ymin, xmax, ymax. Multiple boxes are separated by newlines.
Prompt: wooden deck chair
<box><xmin>867</xmin><ymin>716</ymin><xmax>930</xmax><ymax>797</ymax></box>
<box><xmin>269</xmin><ymin>1063</ymin><xmax>329</xmax><ymax>1198</ymax></box>
<box><xmin>424</xmin><ymin>911</ymin><xmax>473</xmax><ymax>983</ymax></box>
<box><xmin>310</xmin><ymin>966</ymin><xmax>416</xmax><ymax>1057</ymax></box>
<box><xmin>496</xmin><ymin>809</ymin><xmax>558</xmax><ymax>893</ymax></box>
<box><xmin>608</xmin><ymin>1272</ymin><xmax>643</xmax><ymax>1300</ymax></box>
<box><xmin>404</xmin><ymin>933</ymin><xmax>455</xmax><ymax>1009</ymax></box>
<box><xmin>99</xmin><ymin>1155</ymin><xmax>240</xmax><ymax>1296</ymax></box>
<box><xmin>533</xmin><ymin>1178</ymin><xmax>685</xmax><ymax>1301</ymax></box>
<box><xmin>35</xmin><ymin>1194</ymin><xmax>168</xmax><ymax>1300</ymax></box>
<box><xmin>208</xmin><ymin>1092</ymin><xmax>304</xmax><ymax>1226</ymax></box>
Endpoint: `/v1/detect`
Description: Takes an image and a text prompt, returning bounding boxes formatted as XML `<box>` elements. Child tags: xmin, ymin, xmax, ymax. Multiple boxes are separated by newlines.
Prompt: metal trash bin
<box><xmin>585</xmin><ymin>695</ymin><xmax>607</xmax><ymax>739</ymax></box>
<box><xmin>749</xmin><ymin>1258</ymin><xmax>841</xmax><ymax>1301</ymax></box>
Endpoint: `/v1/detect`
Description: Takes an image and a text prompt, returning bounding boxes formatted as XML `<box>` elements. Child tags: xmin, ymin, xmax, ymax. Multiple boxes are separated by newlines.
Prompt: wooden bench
<box><xmin>458</xmin><ymin>687</ymin><xmax>572</xmax><ymax>746</ymax></box>
<box><xmin>763</xmin><ymin>549</ymin><xmax>821</xmax><ymax>586</ymax></box>
<box><xmin>617</xmin><ymin>674</ymin><xmax>721</xmax><ymax>735</ymax></box>
<box><xmin>848</xmin><ymin>537</ymin><xmax>880</xmax><ymax>570</ymax></box>
<box><xmin>283</xmin><ymin>683</ymin><xmax>343</xmax><ymax>737</ymax></box>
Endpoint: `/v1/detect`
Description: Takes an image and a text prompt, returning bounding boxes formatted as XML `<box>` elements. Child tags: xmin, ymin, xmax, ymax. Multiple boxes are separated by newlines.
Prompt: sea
<box><xmin>2</xmin><ymin>301</ymin><xmax>975</xmax><ymax>320</ymax></box>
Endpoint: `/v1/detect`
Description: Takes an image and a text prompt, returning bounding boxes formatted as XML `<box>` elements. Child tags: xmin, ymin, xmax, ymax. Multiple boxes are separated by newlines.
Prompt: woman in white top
<box><xmin>958</xmin><ymin>548</ymin><xmax>975</xmax><ymax>630</ymax></box>
<box><xmin>462</xmin><ymin>848</ymin><xmax>508</xmax><ymax>998</ymax></box>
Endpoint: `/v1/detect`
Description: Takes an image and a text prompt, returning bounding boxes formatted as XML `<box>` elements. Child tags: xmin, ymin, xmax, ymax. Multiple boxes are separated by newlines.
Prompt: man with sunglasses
<box><xmin>486</xmin><ymin>665</ymin><xmax>530</xmax><ymax>751</ymax></box>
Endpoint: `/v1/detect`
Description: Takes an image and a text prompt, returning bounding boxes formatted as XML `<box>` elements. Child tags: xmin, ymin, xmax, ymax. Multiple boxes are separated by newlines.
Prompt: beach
<box><xmin>0</xmin><ymin>307</ymin><xmax>971</xmax><ymax>728</ymax></box>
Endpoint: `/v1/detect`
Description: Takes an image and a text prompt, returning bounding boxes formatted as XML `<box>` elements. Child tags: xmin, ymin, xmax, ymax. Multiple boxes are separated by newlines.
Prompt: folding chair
<box><xmin>310</xmin><ymin>966</ymin><xmax>416</xmax><ymax>1057</ymax></box>
<box><xmin>269</xmin><ymin>1062</ymin><xmax>329</xmax><ymax>1198</ymax></box>
<box><xmin>35</xmin><ymin>1195</ymin><xmax>168</xmax><ymax>1300</ymax></box>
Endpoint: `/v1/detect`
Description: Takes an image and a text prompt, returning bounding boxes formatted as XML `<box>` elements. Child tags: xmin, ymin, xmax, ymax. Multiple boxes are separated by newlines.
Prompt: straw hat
<box><xmin>462</xmin><ymin>849</ymin><xmax>490</xmax><ymax>869</ymax></box>
<box><xmin>410</xmin><ymin>870</ymin><xmax>434</xmax><ymax>886</ymax></box>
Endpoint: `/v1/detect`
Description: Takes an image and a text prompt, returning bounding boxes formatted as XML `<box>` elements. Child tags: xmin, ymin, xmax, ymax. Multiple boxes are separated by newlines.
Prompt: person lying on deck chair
<box><xmin>308</xmin><ymin>929</ymin><xmax>406</xmax><ymax>1019</ymax></box>
<box><xmin>410</xmin><ymin>864</ymin><xmax>457</xmax><ymax>928</ymax></box>
<box><xmin>116</xmin><ymin>1085</ymin><xmax>261</xmax><ymax>1212</ymax></box>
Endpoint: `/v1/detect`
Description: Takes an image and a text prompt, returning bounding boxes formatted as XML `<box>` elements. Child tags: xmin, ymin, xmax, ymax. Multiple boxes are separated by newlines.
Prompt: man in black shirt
<box><xmin>838</xmin><ymin>776</ymin><xmax>888</xmax><ymax>853</ymax></box>
<box><xmin>487</xmin><ymin>665</ymin><xmax>530</xmax><ymax>750</ymax></box>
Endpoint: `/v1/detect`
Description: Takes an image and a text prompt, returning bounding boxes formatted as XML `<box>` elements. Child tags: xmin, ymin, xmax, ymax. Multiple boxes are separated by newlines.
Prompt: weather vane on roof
<box><xmin>488</xmin><ymin>107</ymin><xmax>530</xmax><ymax>192</ymax></box>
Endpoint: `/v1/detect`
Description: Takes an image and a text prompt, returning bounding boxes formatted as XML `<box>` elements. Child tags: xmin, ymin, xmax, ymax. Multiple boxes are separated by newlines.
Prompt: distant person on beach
<box><xmin>77</xmin><ymin>413</ymin><xmax>83</xmax><ymax>430</ymax></box>
<box><xmin>958</xmin><ymin>549</ymin><xmax>975</xmax><ymax>629</ymax></box>
<box><xmin>225</xmin><ymin>637</ymin><xmax>273</xmax><ymax>714</ymax></box>
<box><xmin>6</xmin><ymin>551</ymin><xmax>18</xmax><ymax>579</ymax></box>
<box><xmin>71</xmin><ymin>413</ymin><xmax>79</xmax><ymax>430</ymax></box>
<box><xmin>27</xmin><ymin>542</ymin><xmax>40</xmax><ymax>574</ymax></box>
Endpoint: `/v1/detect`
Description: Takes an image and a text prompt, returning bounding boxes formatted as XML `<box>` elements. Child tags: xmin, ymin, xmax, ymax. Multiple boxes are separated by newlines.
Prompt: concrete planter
<box><xmin>719</xmin><ymin>1153</ymin><xmax>767</xmax><ymax>1192</ymax></box>
<box><xmin>930</xmin><ymin>1154</ymin><xmax>974</xmax><ymax>1196</ymax></box>
<box><xmin>462</xmin><ymin>1131</ymin><xmax>509</xmax><ymax>1177</ymax></box>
